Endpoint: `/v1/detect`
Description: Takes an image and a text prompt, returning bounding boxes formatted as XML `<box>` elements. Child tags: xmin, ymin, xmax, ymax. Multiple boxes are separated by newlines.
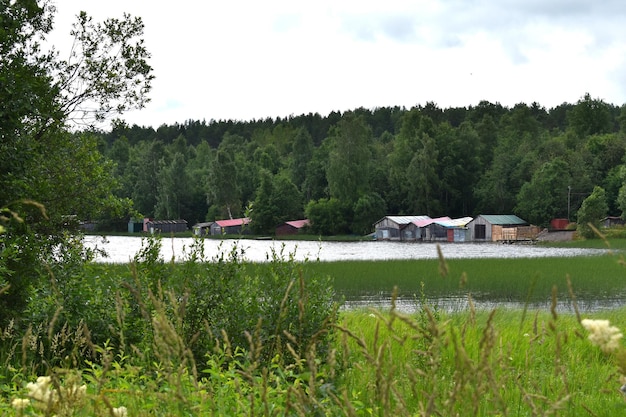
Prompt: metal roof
<box><xmin>378</xmin><ymin>215</ymin><xmax>431</xmax><ymax>225</ymax></box>
<box><xmin>477</xmin><ymin>215</ymin><xmax>527</xmax><ymax>225</ymax></box>
<box><xmin>285</xmin><ymin>219</ymin><xmax>310</xmax><ymax>228</ymax></box>
<box><xmin>215</xmin><ymin>217</ymin><xmax>251</xmax><ymax>227</ymax></box>
<box><xmin>413</xmin><ymin>216</ymin><xmax>450</xmax><ymax>227</ymax></box>
<box><xmin>435</xmin><ymin>216</ymin><xmax>473</xmax><ymax>228</ymax></box>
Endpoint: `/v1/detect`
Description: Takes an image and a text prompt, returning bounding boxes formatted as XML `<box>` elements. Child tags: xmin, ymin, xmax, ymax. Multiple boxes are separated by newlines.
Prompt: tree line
<box><xmin>93</xmin><ymin>95</ymin><xmax>626</xmax><ymax>235</ymax></box>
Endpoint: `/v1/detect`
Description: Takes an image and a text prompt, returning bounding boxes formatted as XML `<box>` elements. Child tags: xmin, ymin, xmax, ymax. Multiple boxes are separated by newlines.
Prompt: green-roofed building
<box><xmin>467</xmin><ymin>214</ymin><xmax>531</xmax><ymax>242</ymax></box>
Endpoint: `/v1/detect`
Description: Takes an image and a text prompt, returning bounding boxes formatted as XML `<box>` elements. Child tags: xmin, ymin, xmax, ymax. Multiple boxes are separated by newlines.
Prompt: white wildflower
<box><xmin>26</xmin><ymin>376</ymin><xmax>58</xmax><ymax>409</ymax></box>
<box><xmin>112</xmin><ymin>406</ymin><xmax>128</xmax><ymax>417</ymax></box>
<box><xmin>62</xmin><ymin>383</ymin><xmax>87</xmax><ymax>401</ymax></box>
<box><xmin>581</xmin><ymin>319</ymin><xmax>624</xmax><ymax>353</ymax></box>
<box><xmin>11</xmin><ymin>398</ymin><xmax>30</xmax><ymax>410</ymax></box>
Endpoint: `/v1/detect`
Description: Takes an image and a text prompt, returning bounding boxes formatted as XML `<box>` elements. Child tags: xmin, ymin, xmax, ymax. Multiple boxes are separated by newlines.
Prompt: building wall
<box><xmin>374</xmin><ymin>218</ymin><xmax>402</xmax><ymax>240</ymax></box>
<box><xmin>276</xmin><ymin>224</ymin><xmax>298</xmax><ymax>236</ymax></box>
<box><xmin>467</xmin><ymin>216</ymin><xmax>493</xmax><ymax>241</ymax></box>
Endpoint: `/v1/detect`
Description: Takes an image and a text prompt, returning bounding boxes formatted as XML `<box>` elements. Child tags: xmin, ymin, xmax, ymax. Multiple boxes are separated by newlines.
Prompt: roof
<box><xmin>375</xmin><ymin>215</ymin><xmax>431</xmax><ymax>226</ymax></box>
<box><xmin>435</xmin><ymin>216</ymin><xmax>473</xmax><ymax>228</ymax></box>
<box><xmin>192</xmin><ymin>222</ymin><xmax>214</xmax><ymax>228</ymax></box>
<box><xmin>215</xmin><ymin>217</ymin><xmax>251</xmax><ymax>227</ymax></box>
<box><xmin>413</xmin><ymin>216</ymin><xmax>451</xmax><ymax>227</ymax></box>
<box><xmin>284</xmin><ymin>219</ymin><xmax>310</xmax><ymax>228</ymax></box>
<box><xmin>146</xmin><ymin>219</ymin><xmax>187</xmax><ymax>225</ymax></box>
<box><xmin>477</xmin><ymin>215</ymin><xmax>527</xmax><ymax>225</ymax></box>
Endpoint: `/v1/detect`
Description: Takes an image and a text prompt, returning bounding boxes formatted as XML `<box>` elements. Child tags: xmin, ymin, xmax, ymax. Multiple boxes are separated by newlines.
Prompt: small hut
<box><xmin>275</xmin><ymin>219</ymin><xmax>310</xmax><ymax>236</ymax></box>
<box><xmin>192</xmin><ymin>222</ymin><xmax>214</xmax><ymax>236</ymax></box>
<box><xmin>210</xmin><ymin>218</ymin><xmax>251</xmax><ymax>235</ymax></box>
<box><xmin>373</xmin><ymin>215</ymin><xmax>431</xmax><ymax>241</ymax></box>
<box><xmin>145</xmin><ymin>219</ymin><xmax>188</xmax><ymax>234</ymax></box>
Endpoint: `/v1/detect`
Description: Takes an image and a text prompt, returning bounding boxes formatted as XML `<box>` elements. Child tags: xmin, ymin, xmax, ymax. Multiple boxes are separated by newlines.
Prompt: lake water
<box><xmin>85</xmin><ymin>235</ymin><xmax>607</xmax><ymax>263</ymax></box>
<box><xmin>85</xmin><ymin>236</ymin><xmax>615</xmax><ymax>313</ymax></box>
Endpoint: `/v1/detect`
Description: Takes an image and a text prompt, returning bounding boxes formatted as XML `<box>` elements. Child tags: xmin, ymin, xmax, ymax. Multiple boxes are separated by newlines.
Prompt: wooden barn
<box><xmin>413</xmin><ymin>216</ymin><xmax>451</xmax><ymax>241</ymax></box>
<box><xmin>373</xmin><ymin>215</ymin><xmax>431</xmax><ymax>241</ymax></box>
<box><xmin>145</xmin><ymin>219</ymin><xmax>188</xmax><ymax>234</ymax></box>
<box><xmin>210</xmin><ymin>217</ymin><xmax>251</xmax><ymax>235</ymax></box>
<box><xmin>275</xmin><ymin>219</ymin><xmax>310</xmax><ymax>236</ymax></box>
<box><xmin>427</xmin><ymin>217</ymin><xmax>473</xmax><ymax>242</ymax></box>
<box><xmin>467</xmin><ymin>215</ymin><xmax>539</xmax><ymax>242</ymax></box>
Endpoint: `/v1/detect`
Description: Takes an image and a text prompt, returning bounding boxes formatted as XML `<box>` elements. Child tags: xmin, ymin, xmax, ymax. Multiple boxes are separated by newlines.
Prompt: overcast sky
<box><xmin>49</xmin><ymin>1</ymin><xmax>626</xmax><ymax>129</ymax></box>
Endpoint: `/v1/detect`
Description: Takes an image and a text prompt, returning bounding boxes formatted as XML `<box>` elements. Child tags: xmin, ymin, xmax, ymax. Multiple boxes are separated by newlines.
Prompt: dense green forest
<box><xmin>92</xmin><ymin>95</ymin><xmax>626</xmax><ymax>235</ymax></box>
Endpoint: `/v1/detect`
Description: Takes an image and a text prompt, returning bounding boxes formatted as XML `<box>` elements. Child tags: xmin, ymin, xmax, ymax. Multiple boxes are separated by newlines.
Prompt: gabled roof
<box><xmin>435</xmin><ymin>216</ymin><xmax>473</xmax><ymax>228</ymax></box>
<box><xmin>146</xmin><ymin>219</ymin><xmax>188</xmax><ymax>225</ymax></box>
<box><xmin>413</xmin><ymin>216</ymin><xmax>451</xmax><ymax>227</ymax></box>
<box><xmin>375</xmin><ymin>215</ymin><xmax>431</xmax><ymax>226</ymax></box>
<box><xmin>477</xmin><ymin>215</ymin><xmax>527</xmax><ymax>225</ymax></box>
<box><xmin>215</xmin><ymin>217</ymin><xmax>251</xmax><ymax>227</ymax></box>
<box><xmin>284</xmin><ymin>219</ymin><xmax>310</xmax><ymax>228</ymax></box>
<box><xmin>193</xmin><ymin>221</ymin><xmax>214</xmax><ymax>228</ymax></box>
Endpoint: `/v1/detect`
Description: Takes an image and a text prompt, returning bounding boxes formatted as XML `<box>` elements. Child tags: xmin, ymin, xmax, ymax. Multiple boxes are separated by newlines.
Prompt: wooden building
<box><xmin>192</xmin><ymin>222</ymin><xmax>214</xmax><ymax>236</ymax></box>
<box><xmin>145</xmin><ymin>219</ymin><xmax>188</xmax><ymax>234</ymax></box>
<box><xmin>428</xmin><ymin>217</ymin><xmax>473</xmax><ymax>242</ymax></box>
<box><xmin>467</xmin><ymin>215</ymin><xmax>539</xmax><ymax>242</ymax></box>
<box><xmin>210</xmin><ymin>218</ymin><xmax>251</xmax><ymax>235</ymax></box>
<box><xmin>275</xmin><ymin>219</ymin><xmax>310</xmax><ymax>236</ymax></box>
<box><xmin>373</xmin><ymin>215</ymin><xmax>431</xmax><ymax>241</ymax></box>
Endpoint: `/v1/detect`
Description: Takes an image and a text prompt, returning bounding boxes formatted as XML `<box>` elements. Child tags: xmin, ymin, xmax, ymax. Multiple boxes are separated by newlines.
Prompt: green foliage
<box><xmin>305</xmin><ymin>198</ymin><xmax>351</xmax><ymax>235</ymax></box>
<box><xmin>577</xmin><ymin>186</ymin><xmax>609</xmax><ymax>238</ymax></box>
<box><xmin>326</xmin><ymin>112</ymin><xmax>373</xmax><ymax>205</ymax></box>
<box><xmin>515</xmin><ymin>158</ymin><xmax>572</xmax><ymax>226</ymax></box>
<box><xmin>0</xmin><ymin>2</ymin><xmax>152</xmax><ymax>326</ymax></box>
<box><xmin>351</xmin><ymin>192</ymin><xmax>387</xmax><ymax>235</ymax></box>
<box><xmin>250</xmin><ymin>170</ymin><xmax>303</xmax><ymax>235</ymax></box>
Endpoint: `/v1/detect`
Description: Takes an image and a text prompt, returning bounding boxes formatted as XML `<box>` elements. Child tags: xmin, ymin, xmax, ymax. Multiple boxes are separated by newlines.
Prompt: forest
<box><xmin>92</xmin><ymin>94</ymin><xmax>626</xmax><ymax>235</ymax></box>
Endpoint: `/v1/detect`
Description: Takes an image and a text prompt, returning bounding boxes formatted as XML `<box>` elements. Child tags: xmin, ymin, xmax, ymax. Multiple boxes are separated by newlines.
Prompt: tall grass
<box><xmin>3</xmin><ymin>238</ymin><xmax>626</xmax><ymax>415</ymax></box>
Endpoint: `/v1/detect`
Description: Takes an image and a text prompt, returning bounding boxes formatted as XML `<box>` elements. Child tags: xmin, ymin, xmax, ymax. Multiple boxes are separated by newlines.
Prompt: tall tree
<box><xmin>577</xmin><ymin>186</ymin><xmax>608</xmax><ymax>238</ymax></box>
<box><xmin>326</xmin><ymin>113</ymin><xmax>373</xmax><ymax>205</ymax></box>
<box><xmin>514</xmin><ymin>158</ymin><xmax>572</xmax><ymax>226</ymax></box>
<box><xmin>407</xmin><ymin>133</ymin><xmax>440</xmax><ymax>215</ymax></box>
<box><xmin>290</xmin><ymin>127</ymin><xmax>314</xmax><ymax>191</ymax></box>
<box><xmin>155</xmin><ymin>152</ymin><xmax>192</xmax><ymax>220</ymax></box>
<box><xmin>206</xmin><ymin>149</ymin><xmax>241</xmax><ymax>219</ymax></box>
<box><xmin>0</xmin><ymin>1</ymin><xmax>153</xmax><ymax>322</ymax></box>
<box><xmin>568</xmin><ymin>93</ymin><xmax>613</xmax><ymax>138</ymax></box>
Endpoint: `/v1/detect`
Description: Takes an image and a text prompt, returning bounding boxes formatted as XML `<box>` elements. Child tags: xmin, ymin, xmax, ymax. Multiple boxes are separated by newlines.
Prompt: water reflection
<box><xmin>87</xmin><ymin>235</ymin><xmax>608</xmax><ymax>263</ymax></box>
<box><xmin>341</xmin><ymin>293</ymin><xmax>626</xmax><ymax>314</ymax></box>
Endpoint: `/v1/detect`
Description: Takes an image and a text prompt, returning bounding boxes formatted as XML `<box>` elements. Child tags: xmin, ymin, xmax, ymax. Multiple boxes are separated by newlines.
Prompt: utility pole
<box><xmin>568</xmin><ymin>186</ymin><xmax>572</xmax><ymax>222</ymax></box>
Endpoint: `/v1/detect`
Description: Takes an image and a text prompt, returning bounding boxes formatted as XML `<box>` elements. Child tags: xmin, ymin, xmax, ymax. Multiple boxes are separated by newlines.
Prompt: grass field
<box><xmin>4</xmin><ymin>237</ymin><xmax>626</xmax><ymax>415</ymax></box>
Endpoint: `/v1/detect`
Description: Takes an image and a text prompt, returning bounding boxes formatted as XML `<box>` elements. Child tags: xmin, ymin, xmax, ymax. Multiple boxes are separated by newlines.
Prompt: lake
<box><xmin>86</xmin><ymin>235</ymin><xmax>607</xmax><ymax>263</ymax></box>
<box><xmin>85</xmin><ymin>236</ymin><xmax>615</xmax><ymax>313</ymax></box>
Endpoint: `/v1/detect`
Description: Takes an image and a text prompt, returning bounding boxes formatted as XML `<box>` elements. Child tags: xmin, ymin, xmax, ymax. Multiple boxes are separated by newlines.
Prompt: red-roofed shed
<box><xmin>275</xmin><ymin>219</ymin><xmax>310</xmax><ymax>236</ymax></box>
<box><xmin>210</xmin><ymin>218</ymin><xmax>251</xmax><ymax>235</ymax></box>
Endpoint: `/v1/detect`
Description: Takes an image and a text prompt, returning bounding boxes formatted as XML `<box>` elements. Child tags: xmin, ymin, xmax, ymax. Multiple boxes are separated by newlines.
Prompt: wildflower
<box><xmin>62</xmin><ymin>383</ymin><xmax>87</xmax><ymax>401</ymax></box>
<box><xmin>11</xmin><ymin>398</ymin><xmax>30</xmax><ymax>410</ymax></box>
<box><xmin>26</xmin><ymin>376</ymin><xmax>58</xmax><ymax>410</ymax></box>
<box><xmin>581</xmin><ymin>319</ymin><xmax>624</xmax><ymax>353</ymax></box>
<box><xmin>112</xmin><ymin>406</ymin><xmax>128</xmax><ymax>417</ymax></box>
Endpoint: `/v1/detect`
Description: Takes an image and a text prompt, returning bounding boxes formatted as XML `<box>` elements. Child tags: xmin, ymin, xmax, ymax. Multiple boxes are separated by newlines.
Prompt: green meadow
<box><xmin>4</xmin><ymin>237</ymin><xmax>626</xmax><ymax>415</ymax></box>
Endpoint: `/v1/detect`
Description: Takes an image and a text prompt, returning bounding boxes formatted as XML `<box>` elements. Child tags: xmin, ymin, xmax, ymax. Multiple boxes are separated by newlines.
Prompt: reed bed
<box><xmin>303</xmin><ymin>253</ymin><xmax>626</xmax><ymax>304</ymax></box>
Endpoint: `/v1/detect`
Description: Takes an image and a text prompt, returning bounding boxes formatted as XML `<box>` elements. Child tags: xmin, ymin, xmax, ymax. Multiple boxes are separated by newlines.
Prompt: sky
<box><xmin>48</xmin><ymin>0</ymin><xmax>626</xmax><ymax>129</ymax></box>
